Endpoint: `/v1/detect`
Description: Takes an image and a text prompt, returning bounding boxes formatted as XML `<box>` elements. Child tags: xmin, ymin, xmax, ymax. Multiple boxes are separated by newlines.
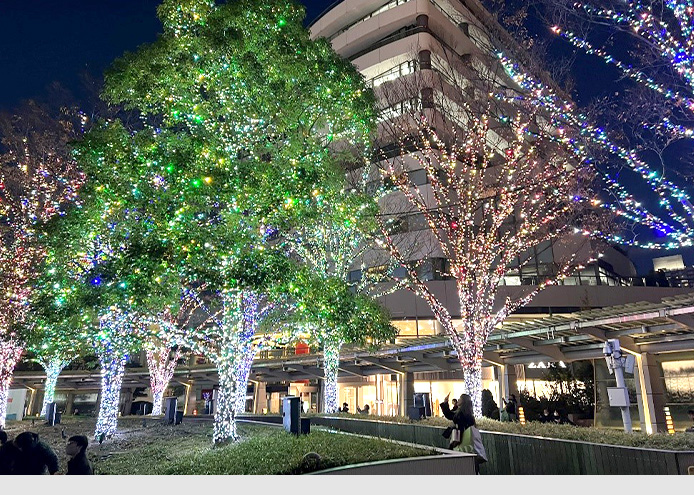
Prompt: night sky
<box><xmin>0</xmin><ymin>0</ymin><xmax>688</xmax><ymax>273</ymax></box>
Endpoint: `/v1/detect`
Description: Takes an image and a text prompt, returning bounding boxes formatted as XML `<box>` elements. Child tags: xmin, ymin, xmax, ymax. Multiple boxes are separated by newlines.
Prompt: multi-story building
<box><xmin>9</xmin><ymin>0</ymin><xmax>694</xmax><ymax>433</ymax></box>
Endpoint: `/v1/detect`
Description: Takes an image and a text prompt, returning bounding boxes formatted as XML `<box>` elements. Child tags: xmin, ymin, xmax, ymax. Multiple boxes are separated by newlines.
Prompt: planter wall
<box><xmin>298</xmin><ymin>415</ymin><xmax>694</xmax><ymax>475</ymax></box>
<box><xmin>312</xmin><ymin>453</ymin><xmax>476</xmax><ymax>475</ymax></box>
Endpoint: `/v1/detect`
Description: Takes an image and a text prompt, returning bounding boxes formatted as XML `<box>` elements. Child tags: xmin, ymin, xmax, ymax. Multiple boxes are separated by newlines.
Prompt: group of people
<box><xmin>338</xmin><ymin>402</ymin><xmax>370</xmax><ymax>415</ymax></box>
<box><xmin>538</xmin><ymin>408</ymin><xmax>575</xmax><ymax>425</ymax></box>
<box><xmin>0</xmin><ymin>429</ymin><xmax>92</xmax><ymax>475</ymax></box>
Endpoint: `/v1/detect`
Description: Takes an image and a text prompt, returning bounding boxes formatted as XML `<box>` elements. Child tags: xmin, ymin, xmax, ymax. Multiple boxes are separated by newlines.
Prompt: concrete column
<box><xmin>253</xmin><ymin>381</ymin><xmax>268</xmax><ymax>414</ymax></box>
<box><xmin>635</xmin><ymin>353</ymin><xmax>668</xmax><ymax>433</ymax></box>
<box><xmin>498</xmin><ymin>364</ymin><xmax>520</xmax><ymax>407</ymax></box>
<box><xmin>65</xmin><ymin>392</ymin><xmax>75</xmax><ymax>416</ymax></box>
<box><xmin>399</xmin><ymin>372</ymin><xmax>415</xmax><ymax>416</ymax></box>
<box><xmin>185</xmin><ymin>381</ymin><xmax>197</xmax><ymax>415</ymax></box>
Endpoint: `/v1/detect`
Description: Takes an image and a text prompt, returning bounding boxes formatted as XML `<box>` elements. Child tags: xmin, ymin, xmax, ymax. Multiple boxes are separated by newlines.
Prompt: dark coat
<box><xmin>14</xmin><ymin>439</ymin><xmax>59</xmax><ymax>475</ymax></box>
<box><xmin>441</xmin><ymin>401</ymin><xmax>474</xmax><ymax>432</ymax></box>
<box><xmin>67</xmin><ymin>451</ymin><xmax>93</xmax><ymax>475</ymax></box>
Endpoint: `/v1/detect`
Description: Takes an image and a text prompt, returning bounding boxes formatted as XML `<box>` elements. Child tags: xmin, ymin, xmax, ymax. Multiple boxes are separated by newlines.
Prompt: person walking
<box><xmin>66</xmin><ymin>435</ymin><xmax>93</xmax><ymax>475</ymax></box>
<box><xmin>13</xmin><ymin>432</ymin><xmax>59</xmax><ymax>475</ymax></box>
<box><xmin>441</xmin><ymin>393</ymin><xmax>487</xmax><ymax>474</ymax></box>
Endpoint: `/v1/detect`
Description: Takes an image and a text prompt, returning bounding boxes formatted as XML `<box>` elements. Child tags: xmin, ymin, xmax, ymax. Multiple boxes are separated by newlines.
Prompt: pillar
<box><xmin>399</xmin><ymin>372</ymin><xmax>415</xmax><ymax>416</ymax></box>
<box><xmin>65</xmin><ymin>392</ymin><xmax>75</xmax><ymax>416</ymax></box>
<box><xmin>498</xmin><ymin>364</ymin><xmax>520</xmax><ymax>408</ymax></box>
<box><xmin>253</xmin><ymin>381</ymin><xmax>268</xmax><ymax>414</ymax></box>
<box><xmin>185</xmin><ymin>381</ymin><xmax>197</xmax><ymax>415</ymax></box>
<box><xmin>635</xmin><ymin>353</ymin><xmax>668</xmax><ymax>433</ymax></box>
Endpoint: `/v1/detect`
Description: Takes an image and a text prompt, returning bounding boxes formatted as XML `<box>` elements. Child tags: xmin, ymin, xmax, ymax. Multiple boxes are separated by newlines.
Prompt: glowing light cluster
<box><xmin>498</xmin><ymin>53</ymin><xmax>694</xmax><ymax>249</ymax></box>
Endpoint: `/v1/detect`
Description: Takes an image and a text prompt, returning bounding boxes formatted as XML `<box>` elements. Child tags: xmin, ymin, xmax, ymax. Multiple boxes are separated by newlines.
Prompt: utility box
<box><xmin>165</xmin><ymin>397</ymin><xmax>178</xmax><ymax>424</ymax></box>
<box><xmin>282</xmin><ymin>396</ymin><xmax>301</xmax><ymax>435</ymax></box>
<box><xmin>607</xmin><ymin>387</ymin><xmax>630</xmax><ymax>407</ymax></box>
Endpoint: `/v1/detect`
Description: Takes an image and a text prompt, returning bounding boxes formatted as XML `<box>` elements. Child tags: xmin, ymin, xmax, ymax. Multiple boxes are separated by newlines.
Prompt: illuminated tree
<box><xmin>0</xmin><ymin>98</ymin><xmax>83</xmax><ymax>427</ymax></box>
<box><xmin>286</xmin><ymin>183</ymin><xmax>395</xmax><ymax>413</ymax></box>
<box><xmin>35</xmin><ymin>120</ymin><xmax>182</xmax><ymax>439</ymax></box>
<box><xmin>99</xmin><ymin>0</ymin><xmax>376</xmax><ymax>443</ymax></box>
<box><xmin>376</xmin><ymin>97</ymin><xmax>600</xmax><ymax>415</ymax></box>
<box><xmin>288</xmin><ymin>269</ymin><xmax>396</xmax><ymax>414</ymax></box>
<box><xmin>25</xmin><ymin>307</ymin><xmax>85</xmax><ymax>417</ymax></box>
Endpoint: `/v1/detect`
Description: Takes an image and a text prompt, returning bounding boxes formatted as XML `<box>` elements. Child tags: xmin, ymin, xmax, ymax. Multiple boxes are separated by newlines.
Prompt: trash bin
<box><xmin>175</xmin><ymin>411</ymin><xmax>183</xmax><ymax>425</ymax></box>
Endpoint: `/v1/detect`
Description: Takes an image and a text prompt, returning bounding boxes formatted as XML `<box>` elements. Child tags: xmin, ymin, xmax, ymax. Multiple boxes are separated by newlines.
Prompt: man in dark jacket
<box><xmin>13</xmin><ymin>431</ymin><xmax>59</xmax><ymax>475</ymax></box>
<box><xmin>66</xmin><ymin>435</ymin><xmax>93</xmax><ymax>475</ymax></box>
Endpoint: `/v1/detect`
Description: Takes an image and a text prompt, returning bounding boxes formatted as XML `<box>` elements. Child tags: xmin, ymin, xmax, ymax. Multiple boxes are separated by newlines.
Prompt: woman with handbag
<box><xmin>441</xmin><ymin>393</ymin><xmax>488</xmax><ymax>474</ymax></box>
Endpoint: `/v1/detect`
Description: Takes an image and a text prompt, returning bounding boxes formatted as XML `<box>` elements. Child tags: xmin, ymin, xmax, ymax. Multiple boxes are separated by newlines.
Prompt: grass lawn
<box><xmin>1</xmin><ymin>416</ymin><xmax>435</xmax><ymax>475</ymax></box>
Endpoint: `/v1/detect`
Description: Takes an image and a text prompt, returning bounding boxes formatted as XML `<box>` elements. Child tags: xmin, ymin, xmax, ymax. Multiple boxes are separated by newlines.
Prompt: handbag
<box><xmin>442</xmin><ymin>426</ymin><xmax>453</xmax><ymax>439</ymax></box>
<box><xmin>449</xmin><ymin>426</ymin><xmax>461</xmax><ymax>448</ymax></box>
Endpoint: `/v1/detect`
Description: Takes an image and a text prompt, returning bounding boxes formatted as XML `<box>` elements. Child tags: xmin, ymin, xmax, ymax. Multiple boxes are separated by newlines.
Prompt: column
<box><xmin>65</xmin><ymin>392</ymin><xmax>75</xmax><ymax>416</ymax></box>
<box><xmin>399</xmin><ymin>372</ymin><xmax>415</xmax><ymax>416</ymax></box>
<box><xmin>253</xmin><ymin>381</ymin><xmax>268</xmax><ymax>414</ymax></box>
<box><xmin>635</xmin><ymin>353</ymin><xmax>668</xmax><ymax>433</ymax></box>
<box><xmin>185</xmin><ymin>381</ymin><xmax>197</xmax><ymax>415</ymax></box>
<box><xmin>498</xmin><ymin>364</ymin><xmax>520</xmax><ymax>407</ymax></box>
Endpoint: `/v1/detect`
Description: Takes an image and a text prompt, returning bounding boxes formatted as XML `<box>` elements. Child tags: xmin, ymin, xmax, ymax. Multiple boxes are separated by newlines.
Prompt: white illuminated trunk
<box><xmin>463</xmin><ymin>365</ymin><xmax>483</xmax><ymax>418</ymax></box>
<box><xmin>0</xmin><ymin>340</ymin><xmax>23</xmax><ymax>429</ymax></box>
<box><xmin>213</xmin><ymin>360</ymin><xmax>238</xmax><ymax>444</ymax></box>
<box><xmin>323</xmin><ymin>339</ymin><xmax>342</xmax><ymax>413</ymax></box>
<box><xmin>151</xmin><ymin>389</ymin><xmax>165</xmax><ymax>416</ymax></box>
<box><xmin>40</xmin><ymin>357</ymin><xmax>70</xmax><ymax>417</ymax></box>
<box><xmin>146</xmin><ymin>345</ymin><xmax>181</xmax><ymax>417</ymax></box>
<box><xmin>94</xmin><ymin>348</ymin><xmax>127</xmax><ymax>439</ymax></box>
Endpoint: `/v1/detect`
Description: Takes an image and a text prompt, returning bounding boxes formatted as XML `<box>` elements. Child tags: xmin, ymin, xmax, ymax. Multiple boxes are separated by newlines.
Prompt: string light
<box><xmin>497</xmin><ymin>53</ymin><xmax>694</xmax><ymax>249</ymax></box>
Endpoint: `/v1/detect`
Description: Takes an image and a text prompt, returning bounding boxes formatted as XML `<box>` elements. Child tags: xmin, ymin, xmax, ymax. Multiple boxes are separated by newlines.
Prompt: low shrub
<box><xmin>317</xmin><ymin>413</ymin><xmax>694</xmax><ymax>451</ymax></box>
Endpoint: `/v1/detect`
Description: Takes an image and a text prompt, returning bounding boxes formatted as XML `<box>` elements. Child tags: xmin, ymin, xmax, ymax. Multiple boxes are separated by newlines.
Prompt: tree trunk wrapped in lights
<box><xmin>377</xmin><ymin>95</ymin><xmax>602</xmax><ymax>415</ymax></box>
<box><xmin>145</xmin><ymin>340</ymin><xmax>182</xmax><ymax>417</ymax></box>
<box><xmin>39</xmin><ymin>356</ymin><xmax>72</xmax><ymax>417</ymax></box>
<box><xmin>0</xmin><ymin>339</ymin><xmax>24</xmax><ymax>428</ymax></box>
<box><xmin>183</xmin><ymin>288</ymin><xmax>281</xmax><ymax>443</ymax></box>
<box><xmin>322</xmin><ymin>338</ymin><xmax>343</xmax><ymax>414</ymax></box>
<box><xmin>92</xmin><ymin>310</ymin><xmax>142</xmax><ymax>440</ymax></box>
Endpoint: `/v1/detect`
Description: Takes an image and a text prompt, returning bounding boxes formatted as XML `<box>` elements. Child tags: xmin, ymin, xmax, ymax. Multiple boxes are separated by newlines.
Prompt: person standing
<box><xmin>441</xmin><ymin>393</ymin><xmax>487</xmax><ymax>474</ymax></box>
<box><xmin>66</xmin><ymin>435</ymin><xmax>93</xmax><ymax>475</ymax></box>
<box><xmin>503</xmin><ymin>394</ymin><xmax>518</xmax><ymax>422</ymax></box>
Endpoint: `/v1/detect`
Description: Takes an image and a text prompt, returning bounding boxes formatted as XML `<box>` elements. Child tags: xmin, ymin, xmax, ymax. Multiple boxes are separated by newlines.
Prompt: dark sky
<box><xmin>0</xmin><ymin>0</ymin><xmax>687</xmax><ymax>274</ymax></box>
